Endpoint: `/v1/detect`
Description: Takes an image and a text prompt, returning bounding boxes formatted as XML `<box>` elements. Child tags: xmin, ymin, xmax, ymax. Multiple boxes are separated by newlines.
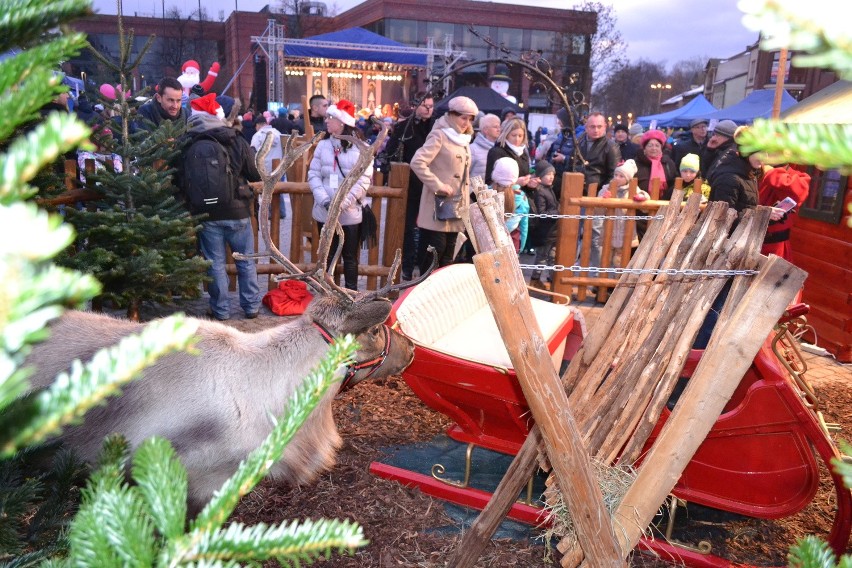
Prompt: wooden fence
<box><xmin>551</xmin><ymin>172</ymin><xmax>698</xmax><ymax>303</ymax></box>
<box><xmin>39</xmin><ymin>147</ymin><xmax>411</xmax><ymax>293</ymax></box>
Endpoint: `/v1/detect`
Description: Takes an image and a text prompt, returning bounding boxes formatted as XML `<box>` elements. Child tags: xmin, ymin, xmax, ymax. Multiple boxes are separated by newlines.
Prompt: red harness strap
<box><xmin>312</xmin><ymin>321</ymin><xmax>391</xmax><ymax>391</ymax></box>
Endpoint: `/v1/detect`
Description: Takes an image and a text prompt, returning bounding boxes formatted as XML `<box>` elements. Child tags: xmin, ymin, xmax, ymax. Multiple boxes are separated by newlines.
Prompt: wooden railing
<box><xmin>551</xmin><ymin>173</ymin><xmax>700</xmax><ymax>303</ymax></box>
<box><xmin>38</xmin><ymin>148</ymin><xmax>411</xmax><ymax>293</ymax></box>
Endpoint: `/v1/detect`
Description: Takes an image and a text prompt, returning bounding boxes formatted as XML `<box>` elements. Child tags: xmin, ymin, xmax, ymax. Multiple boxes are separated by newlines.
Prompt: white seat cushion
<box><xmin>395</xmin><ymin>264</ymin><xmax>574</xmax><ymax>368</ymax></box>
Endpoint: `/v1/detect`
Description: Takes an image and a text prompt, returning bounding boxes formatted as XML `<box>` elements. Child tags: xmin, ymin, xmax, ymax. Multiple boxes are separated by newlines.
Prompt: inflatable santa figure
<box><xmin>177</xmin><ymin>59</ymin><xmax>220</xmax><ymax>97</ymax></box>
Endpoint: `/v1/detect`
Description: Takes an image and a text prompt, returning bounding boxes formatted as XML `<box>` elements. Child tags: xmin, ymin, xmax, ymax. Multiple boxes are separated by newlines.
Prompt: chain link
<box><xmin>506</xmin><ymin>212</ymin><xmax>665</xmax><ymax>221</ymax></box>
<box><xmin>518</xmin><ymin>263</ymin><xmax>758</xmax><ymax>277</ymax></box>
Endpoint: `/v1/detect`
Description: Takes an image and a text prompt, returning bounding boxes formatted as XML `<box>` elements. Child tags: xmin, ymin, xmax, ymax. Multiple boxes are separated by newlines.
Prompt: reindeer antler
<box><xmin>234</xmin><ymin>130</ymin><xmax>325</xmax><ymax>291</ymax></box>
<box><xmin>357</xmin><ymin>245</ymin><xmax>438</xmax><ymax>304</ymax></box>
<box><xmin>303</xmin><ymin>121</ymin><xmax>390</xmax><ymax>301</ymax></box>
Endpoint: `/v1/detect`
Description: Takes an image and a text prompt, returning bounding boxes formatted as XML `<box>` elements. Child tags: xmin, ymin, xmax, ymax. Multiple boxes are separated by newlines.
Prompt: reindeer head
<box><xmin>245</xmin><ymin>121</ymin><xmax>438</xmax><ymax>387</ymax></box>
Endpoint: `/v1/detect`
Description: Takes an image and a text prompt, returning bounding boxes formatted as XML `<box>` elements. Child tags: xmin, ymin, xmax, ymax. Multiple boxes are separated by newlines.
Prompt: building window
<box><xmin>529</xmin><ymin>29</ymin><xmax>556</xmax><ymax>55</ymax></box>
<box><xmin>426</xmin><ymin>22</ymin><xmax>456</xmax><ymax>47</ymax></box>
<box><xmin>386</xmin><ymin>19</ymin><xmax>419</xmax><ymax>46</ymax></box>
<box><xmin>801</xmin><ymin>168</ymin><xmax>847</xmax><ymax>224</ymax></box>
<box><xmin>495</xmin><ymin>27</ymin><xmax>523</xmax><ymax>51</ymax></box>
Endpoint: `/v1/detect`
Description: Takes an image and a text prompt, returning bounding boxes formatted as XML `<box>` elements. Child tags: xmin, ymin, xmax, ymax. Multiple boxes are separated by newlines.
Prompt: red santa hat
<box><xmin>327</xmin><ymin>99</ymin><xmax>356</xmax><ymax>127</ymax></box>
<box><xmin>182</xmin><ymin>60</ymin><xmax>201</xmax><ymax>75</ymax></box>
<box><xmin>190</xmin><ymin>93</ymin><xmax>224</xmax><ymax>119</ymax></box>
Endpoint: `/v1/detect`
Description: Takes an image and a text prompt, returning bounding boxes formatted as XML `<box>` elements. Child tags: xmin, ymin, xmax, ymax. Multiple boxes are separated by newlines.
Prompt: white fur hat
<box><xmin>614</xmin><ymin>159</ymin><xmax>637</xmax><ymax>180</ymax></box>
<box><xmin>491</xmin><ymin>157</ymin><xmax>519</xmax><ymax>187</ymax></box>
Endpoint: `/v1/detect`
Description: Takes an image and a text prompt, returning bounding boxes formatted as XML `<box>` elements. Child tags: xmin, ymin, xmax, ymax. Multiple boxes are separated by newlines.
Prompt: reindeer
<box><xmin>26</xmin><ymin>114</ymin><xmax>435</xmax><ymax>511</ymax></box>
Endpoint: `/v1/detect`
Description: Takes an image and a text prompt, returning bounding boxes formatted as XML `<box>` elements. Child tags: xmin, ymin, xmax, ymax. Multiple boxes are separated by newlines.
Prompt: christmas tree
<box><xmin>56</xmin><ymin>3</ymin><xmax>208</xmax><ymax>321</ymax></box>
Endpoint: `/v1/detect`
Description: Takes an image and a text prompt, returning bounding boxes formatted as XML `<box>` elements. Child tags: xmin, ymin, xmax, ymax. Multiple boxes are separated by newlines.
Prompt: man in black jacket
<box><xmin>137</xmin><ymin>77</ymin><xmax>188</xmax><ymax>131</ymax></box>
<box><xmin>613</xmin><ymin>122</ymin><xmax>638</xmax><ymax>161</ymax></box>
<box><xmin>180</xmin><ymin>93</ymin><xmax>262</xmax><ymax>321</ymax></box>
<box><xmin>576</xmin><ymin>112</ymin><xmax>621</xmax><ymax>193</ymax></box>
<box><xmin>703</xmin><ymin>120</ymin><xmax>757</xmax><ymax>213</ymax></box>
<box><xmin>383</xmin><ymin>93</ymin><xmax>435</xmax><ymax>280</ymax></box>
<box><xmin>672</xmin><ymin>118</ymin><xmax>709</xmax><ymax>171</ymax></box>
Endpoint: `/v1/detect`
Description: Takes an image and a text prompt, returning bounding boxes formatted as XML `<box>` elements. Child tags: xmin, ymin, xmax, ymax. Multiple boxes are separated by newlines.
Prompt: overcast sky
<box><xmin>96</xmin><ymin>0</ymin><xmax>760</xmax><ymax>69</ymax></box>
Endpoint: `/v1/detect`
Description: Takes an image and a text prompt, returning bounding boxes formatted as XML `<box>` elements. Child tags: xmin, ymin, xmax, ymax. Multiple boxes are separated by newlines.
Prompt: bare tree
<box><xmin>573</xmin><ymin>1</ymin><xmax>628</xmax><ymax>90</ymax></box>
<box><xmin>150</xmin><ymin>7</ymin><xmax>218</xmax><ymax>77</ymax></box>
<box><xmin>592</xmin><ymin>59</ymin><xmax>667</xmax><ymax>119</ymax></box>
<box><xmin>278</xmin><ymin>0</ymin><xmax>334</xmax><ymax>39</ymax></box>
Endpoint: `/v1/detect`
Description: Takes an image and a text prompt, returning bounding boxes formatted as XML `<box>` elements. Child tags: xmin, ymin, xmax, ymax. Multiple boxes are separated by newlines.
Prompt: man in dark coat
<box><xmin>383</xmin><ymin>93</ymin><xmax>435</xmax><ymax>280</ymax></box>
<box><xmin>576</xmin><ymin>111</ymin><xmax>621</xmax><ymax>193</ymax></box>
<box><xmin>613</xmin><ymin>122</ymin><xmax>639</xmax><ymax>162</ymax></box>
<box><xmin>704</xmin><ymin>120</ymin><xmax>758</xmax><ymax>213</ymax></box>
<box><xmin>137</xmin><ymin>77</ymin><xmax>188</xmax><ymax>131</ymax></box>
<box><xmin>672</xmin><ymin>118</ymin><xmax>709</xmax><ymax>172</ymax></box>
<box><xmin>179</xmin><ymin>93</ymin><xmax>261</xmax><ymax>321</ymax></box>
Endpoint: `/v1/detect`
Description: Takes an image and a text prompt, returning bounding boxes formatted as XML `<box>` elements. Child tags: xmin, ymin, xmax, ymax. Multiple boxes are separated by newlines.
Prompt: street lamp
<box><xmin>627</xmin><ymin>112</ymin><xmax>633</xmax><ymax>125</ymax></box>
<box><xmin>651</xmin><ymin>82</ymin><xmax>672</xmax><ymax>110</ymax></box>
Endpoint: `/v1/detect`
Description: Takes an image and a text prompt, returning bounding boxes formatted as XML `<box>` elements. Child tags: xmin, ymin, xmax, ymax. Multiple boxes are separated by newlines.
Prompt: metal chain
<box><xmin>505</xmin><ymin>212</ymin><xmax>665</xmax><ymax>221</ymax></box>
<box><xmin>518</xmin><ymin>263</ymin><xmax>759</xmax><ymax>277</ymax></box>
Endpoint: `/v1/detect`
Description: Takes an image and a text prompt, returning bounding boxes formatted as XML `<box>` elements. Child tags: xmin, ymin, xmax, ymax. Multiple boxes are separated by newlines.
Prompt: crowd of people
<box><xmin>58</xmin><ymin>73</ymin><xmax>810</xmax><ymax>313</ymax></box>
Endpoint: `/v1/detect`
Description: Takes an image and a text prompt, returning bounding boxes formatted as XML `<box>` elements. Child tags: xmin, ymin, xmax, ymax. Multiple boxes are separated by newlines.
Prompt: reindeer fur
<box><xmin>26</xmin><ymin>296</ymin><xmax>413</xmax><ymax>510</ymax></box>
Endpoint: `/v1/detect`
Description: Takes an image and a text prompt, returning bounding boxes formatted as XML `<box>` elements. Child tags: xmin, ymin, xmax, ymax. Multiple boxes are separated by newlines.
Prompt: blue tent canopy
<box><xmin>636</xmin><ymin>95</ymin><xmax>717</xmax><ymax>129</ymax></box>
<box><xmin>703</xmin><ymin>89</ymin><xmax>797</xmax><ymax>125</ymax></box>
<box><xmin>285</xmin><ymin>27</ymin><xmax>427</xmax><ymax>67</ymax></box>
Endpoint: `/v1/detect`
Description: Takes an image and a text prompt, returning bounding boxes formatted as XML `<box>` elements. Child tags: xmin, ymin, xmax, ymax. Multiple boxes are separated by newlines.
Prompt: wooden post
<box><xmin>612</xmin><ymin>255</ymin><xmax>807</xmax><ymax>557</ymax></box>
<box><xmin>472</xmin><ymin>244</ymin><xmax>624</xmax><ymax>566</ymax></box>
<box><xmin>772</xmin><ymin>49</ymin><xmax>789</xmax><ymax>119</ymax></box>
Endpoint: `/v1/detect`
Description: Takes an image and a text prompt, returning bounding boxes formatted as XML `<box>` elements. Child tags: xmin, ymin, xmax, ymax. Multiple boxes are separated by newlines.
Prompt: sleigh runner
<box><xmin>371</xmin><ymin>175</ymin><xmax>851</xmax><ymax>567</ymax></box>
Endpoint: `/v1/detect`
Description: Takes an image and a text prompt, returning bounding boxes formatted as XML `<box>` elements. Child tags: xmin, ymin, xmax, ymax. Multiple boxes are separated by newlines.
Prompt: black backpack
<box><xmin>181</xmin><ymin>134</ymin><xmax>239</xmax><ymax>216</ymax></box>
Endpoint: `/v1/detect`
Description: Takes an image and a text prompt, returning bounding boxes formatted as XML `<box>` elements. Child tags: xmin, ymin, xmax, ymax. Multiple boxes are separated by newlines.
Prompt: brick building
<box><xmin>69</xmin><ymin>0</ymin><xmax>595</xmax><ymax>113</ymax></box>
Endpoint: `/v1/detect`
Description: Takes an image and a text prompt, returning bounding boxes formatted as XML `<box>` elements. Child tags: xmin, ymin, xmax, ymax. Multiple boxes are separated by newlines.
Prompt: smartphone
<box><xmin>775</xmin><ymin>196</ymin><xmax>797</xmax><ymax>212</ymax></box>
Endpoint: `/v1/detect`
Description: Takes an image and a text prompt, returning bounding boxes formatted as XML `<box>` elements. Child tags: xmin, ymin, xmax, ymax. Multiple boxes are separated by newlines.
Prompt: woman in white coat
<box><xmin>308</xmin><ymin>99</ymin><xmax>373</xmax><ymax>290</ymax></box>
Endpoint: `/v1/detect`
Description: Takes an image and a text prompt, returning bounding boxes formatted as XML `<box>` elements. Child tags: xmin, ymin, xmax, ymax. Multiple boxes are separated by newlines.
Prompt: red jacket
<box><xmin>758</xmin><ymin>167</ymin><xmax>810</xmax><ymax>261</ymax></box>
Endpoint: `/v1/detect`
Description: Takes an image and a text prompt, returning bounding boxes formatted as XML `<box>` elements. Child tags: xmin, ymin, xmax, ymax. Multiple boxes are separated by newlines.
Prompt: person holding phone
<box><xmin>759</xmin><ymin>166</ymin><xmax>811</xmax><ymax>261</ymax></box>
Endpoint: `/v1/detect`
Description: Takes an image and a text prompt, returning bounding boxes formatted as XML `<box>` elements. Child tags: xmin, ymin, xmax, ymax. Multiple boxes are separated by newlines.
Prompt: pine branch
<box><xmin>740</xmin><ymin>0</ymin><xmax>852</xmax><ymax>80</ymax></box>
<box><xmin>0</xmin><ymin>0</ymin><xmax>90</xmax><ymax>53</ymax></box>
<box><xmin>0</xmin><ymin>315</ymin><xmax>199</xmax><ymax>456</ymax></box>
<box><xmin>182</xmin><ymin>519</ymin><xmax>367</xmax><ymax>565</ymax></box>
<box><xmin>787</xmin><ymin>535</ymin><xmax>839</xmax><ymax>567</ymax></box>
<box><xmin>735</xmin><ymin>120</ymin><xmax>852</xmax><ymax>174</ymax></box>
<box><xmin>132</xmin><ymin>437</ymin><xmax>188</xmax><ymax>541</ymax></box>
<box><xmin>0</xmin><ymin>112</ymin><xmax>91</xmax><ymax>201</ymax></box>
<box><xmin>189</xmin><ymin>338</ymin><xmax>357</xmax><ymax>532</ymax></box>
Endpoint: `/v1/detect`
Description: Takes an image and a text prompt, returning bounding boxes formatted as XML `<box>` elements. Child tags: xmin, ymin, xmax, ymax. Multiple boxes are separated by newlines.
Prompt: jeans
<box><xmin>198</xmin><ymin>218</ymin><xmax>261</xmax><ymax>319</ymax></box>
<box><xmin>402</xmin><ymin>184</ymin><xmax>423</xmax><ymax>278</ymax></box>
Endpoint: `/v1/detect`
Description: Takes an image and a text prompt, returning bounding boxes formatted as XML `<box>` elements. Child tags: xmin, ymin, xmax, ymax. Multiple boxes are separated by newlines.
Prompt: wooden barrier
<box><xmin>37</xmin><ymin>148</ymin><xmax>411</xmax><ymax>293</ymax></box>
<box><xmin>551</xmin><ymin>173</ymin><xmax>698</xmax><ymax>303</ymax></box>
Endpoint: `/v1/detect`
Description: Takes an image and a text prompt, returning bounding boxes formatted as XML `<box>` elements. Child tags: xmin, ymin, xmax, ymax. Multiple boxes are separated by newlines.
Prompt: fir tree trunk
<box><xmin>127</xmin><ymin>298</ymin><xmax>141</xmax><ymax>322</ymax></box>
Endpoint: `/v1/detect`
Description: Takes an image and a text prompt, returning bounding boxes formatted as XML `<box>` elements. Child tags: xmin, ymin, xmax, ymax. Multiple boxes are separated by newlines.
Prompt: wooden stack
<box><xmin>451</xmin><ymin>175</ymin><xmax>808</xmax><ymax>567</ymax></box>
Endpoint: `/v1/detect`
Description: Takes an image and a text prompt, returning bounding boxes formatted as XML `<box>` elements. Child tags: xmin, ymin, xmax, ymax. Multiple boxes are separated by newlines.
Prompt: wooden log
<box><xmin>473</xmin><ymin>245</ymin><xmax>624</xmax><ymax>567</ymax></box>
<box><xmin>612</xmin><ymin>255</ymin><xmax>807</xmax><ymax>557</ymax></box>
<box><xmin>552</xmin><ymin>173</ymin><xmax>584</xmax><ymax>299</ymax></box>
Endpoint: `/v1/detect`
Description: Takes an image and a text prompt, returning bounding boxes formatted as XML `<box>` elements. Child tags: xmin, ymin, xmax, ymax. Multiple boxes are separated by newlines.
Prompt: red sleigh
<box><xmin>370</xmin><ymin>264</ymin><xmax>851</xmax><ymax>567</ymax></box>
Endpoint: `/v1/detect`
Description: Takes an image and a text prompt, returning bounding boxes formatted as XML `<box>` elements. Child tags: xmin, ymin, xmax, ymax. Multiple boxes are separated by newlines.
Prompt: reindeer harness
<box><xmin>313</xmin><ymin>321</ymin><xmax>392</xmax><ymax>391</ymax></box>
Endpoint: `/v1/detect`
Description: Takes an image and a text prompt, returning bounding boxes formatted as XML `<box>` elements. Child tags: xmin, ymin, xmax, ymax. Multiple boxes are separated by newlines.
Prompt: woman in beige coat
<box><xmin>410</xmin><ymin>96</ymin><xmax>478</xmax><ymax>274</ymax></box>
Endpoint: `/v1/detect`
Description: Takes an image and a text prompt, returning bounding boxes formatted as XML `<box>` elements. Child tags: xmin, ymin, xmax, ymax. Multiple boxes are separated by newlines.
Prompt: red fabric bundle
<box><xmin>758</xmin><ymin>167</ymin><xmax>811</xmax><ymax>261</ymax></box>
<box><xmin>262</xmin><ymin>280</ymin><xmax>314</xmax><ymax>316</ymax></box>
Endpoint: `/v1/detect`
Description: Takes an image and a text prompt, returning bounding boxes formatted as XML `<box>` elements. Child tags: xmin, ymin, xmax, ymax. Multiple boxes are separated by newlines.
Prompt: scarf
<box><xmin>442</xmin><ymin>127</ymin><xmax>471</xmax><ymax>146</ymax></box>
<box><xmin>506</xmin><ymin>142</ymin><xmax>526</xmax><ymax>156</ymax></box>
<box><xmin>649</xmin><ymin>155</ymin><xmax>668</xmax><ymax>190</ymax></box>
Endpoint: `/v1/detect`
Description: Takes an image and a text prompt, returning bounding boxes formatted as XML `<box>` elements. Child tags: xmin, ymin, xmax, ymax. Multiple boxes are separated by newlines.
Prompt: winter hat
<box><xmin>541</xmin><ymin>127</ymin><xmax>548</xmax><ymax>135</ymax></box>
<box><xmin>491</xmin><ymin>157</ymin><xmax>519</xmax><ymax>187</ymax></box>
<box><xmin>190</xmin><ymin>93</ymin><xmax>224</xmax><ymax>119</ymax></box>
<box><xmin>216</xmin><ymin>95</ymin><xmax>236</xmax><ymax>118</ymax></box>
<box><xmin>556</xmin><ymin>106</ymin><xmax>573</xmax><ymax>128</ymax></box>
<box><xmin>535</xmin><ymin>160</ymin><xmax>555</xmax><ymax>179</ymax></box>
<box><xmin>190</xmin><ymin>84</ymin><xmax>205</xmax><ymax>97</ymax></box>
<box><xmin>640</xmin><ymin>129</ymin><xmax>667</xmax><ymax>148</ymax></box>
<box><xmin>613</xmin><ymin>122</ymin><xmax>629</xmax><ymax>134</ymax></box>
<box><xmin>500</xmin><ymin>106</ymin><xmax>517</xmax><ymax>122</ymax></box>
<box><xmin>448</xmin><ymin>96</ymin><xmax>478</xmax><ymax>117</ymax></box>
<box><xmin>327</xmin><ymin>99</ymin><xmax>356</xmax><ymax>127</ymax></box>
<box><xmin>689</xmin><ymin>117</ymin><xmax>709</xmax><ymax>128</ymax></box>
<box><xmin>628</xmin><ymin>123</ymin><xmax>644</xmax><ymax>136</ymax></box>
<box><xmin>242</xmin><ymin>111</ymin><xmax>253</xmax><ymax>122</ymax></box>
<box><xmin>182</xmin><ymin>60</ymin><xmax>201</xmax><ymax>75</ymax></box>
<box><xmin>680</xmin><ymin>153</ymin><xmax>700</xmax><ymax>172</ymax></box>
<box><xmin>712</xmin><ymin>119</ymin><xmax>738</xmax><ymax>138</ymax></box>
<box><xmin>614</xmin><ymin>159</ymin><xmax>637</xmax><ymax>181</ymax></box>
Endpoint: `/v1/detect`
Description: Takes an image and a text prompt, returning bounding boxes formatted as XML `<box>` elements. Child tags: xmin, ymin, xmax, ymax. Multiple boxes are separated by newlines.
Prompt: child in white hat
<box><xmin>590</xmin><ymin>159</ymin><xmax>642</xmax><ymax>280</ymax></box>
